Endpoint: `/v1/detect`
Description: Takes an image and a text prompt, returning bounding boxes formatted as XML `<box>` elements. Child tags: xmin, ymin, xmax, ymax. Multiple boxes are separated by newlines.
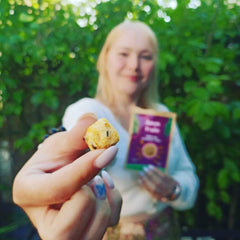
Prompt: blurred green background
<box><xmin>1</xmin><ymin>0</ymin><xmax>240</xmax><ymax>239</ymax></box>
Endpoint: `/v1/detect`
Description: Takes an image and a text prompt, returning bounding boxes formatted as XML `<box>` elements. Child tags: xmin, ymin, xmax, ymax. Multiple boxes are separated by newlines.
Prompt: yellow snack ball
<box><xmin>84</xmin><ymin>118</ymin><xmax>119</xmax><ymax>150</ymax></box>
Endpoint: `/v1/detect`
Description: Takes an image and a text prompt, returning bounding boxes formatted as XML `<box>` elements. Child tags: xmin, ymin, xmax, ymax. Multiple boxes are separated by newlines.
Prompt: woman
<box><xmin>63</xmin><ymin>20</ymin><xmax>199</xmax><ymax>239</ymax></box>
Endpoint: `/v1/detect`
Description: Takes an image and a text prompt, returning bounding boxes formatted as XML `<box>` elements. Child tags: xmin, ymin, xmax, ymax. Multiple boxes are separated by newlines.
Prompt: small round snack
<box><xmin>84</xmin><ymin>118</ymin><xmax>119</xmax><ymax>150</ymax></box>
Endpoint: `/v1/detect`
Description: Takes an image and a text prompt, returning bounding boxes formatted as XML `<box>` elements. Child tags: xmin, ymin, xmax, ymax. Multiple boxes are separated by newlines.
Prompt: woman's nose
<box><xmin>128</xmin><ymin>55</ymin><xmax>140</xmax><ymax>71</ymax></box>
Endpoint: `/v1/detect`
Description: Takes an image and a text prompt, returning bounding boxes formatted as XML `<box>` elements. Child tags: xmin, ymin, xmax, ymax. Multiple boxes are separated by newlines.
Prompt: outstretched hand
<box><xmin>12</xmin><ymin>113</ymin><xmax>122</xmax><ymax>240</ymax></box>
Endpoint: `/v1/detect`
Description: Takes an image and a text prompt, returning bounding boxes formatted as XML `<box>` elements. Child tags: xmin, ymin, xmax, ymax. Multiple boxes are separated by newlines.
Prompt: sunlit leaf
<box><xmin>19</xmin><ymin>13</ymin><xmax>34</xmax><ymax>22</ymax></box>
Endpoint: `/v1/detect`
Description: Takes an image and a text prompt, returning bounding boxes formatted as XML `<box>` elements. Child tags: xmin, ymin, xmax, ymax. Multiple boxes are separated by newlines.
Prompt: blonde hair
<box><xmin>96</xmin><ymin>20</ymin><xmax>159</xmax><ymax>108</ymax></box>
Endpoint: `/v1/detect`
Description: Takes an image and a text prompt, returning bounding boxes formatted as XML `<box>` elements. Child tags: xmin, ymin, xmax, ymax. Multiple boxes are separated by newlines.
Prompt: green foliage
<box><xmin>157</xmin><ymin>1</ymin><xmax>240</xmax><ymax>229</ymax></box>
<box><xmin>0</xmin><ymin>0</ymin><xmax>100</xmax><ymax>155</ymax></box>
<box><xmin>1</xmin><ymin>0</ymin><xmax>240</xmax><ymax>233</ymax></box>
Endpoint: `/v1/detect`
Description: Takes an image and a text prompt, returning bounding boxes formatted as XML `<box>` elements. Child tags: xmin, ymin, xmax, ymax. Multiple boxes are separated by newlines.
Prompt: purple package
<box><xmin>125</xmin><ymin>107</ymin><xmax>176</xmax><ymax>172</ymax></box>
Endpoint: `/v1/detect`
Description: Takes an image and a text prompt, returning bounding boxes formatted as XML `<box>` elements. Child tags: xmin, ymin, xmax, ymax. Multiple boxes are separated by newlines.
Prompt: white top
<box><xmin>62</xmin><ymin>98</ymin><xmax>199</xmax><ymax>217</ymax></box>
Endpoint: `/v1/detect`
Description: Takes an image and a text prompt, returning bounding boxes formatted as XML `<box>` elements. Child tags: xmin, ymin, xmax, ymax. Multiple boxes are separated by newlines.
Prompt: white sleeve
<box><xmin>167</xmin><ymin>125</ymin><xmax>199</xmax><ymax>210</ymax></box>
<box><xmin>154</xmin><ymin>103</ymin><xmax>199</xmax><ymax>210</ymax></box>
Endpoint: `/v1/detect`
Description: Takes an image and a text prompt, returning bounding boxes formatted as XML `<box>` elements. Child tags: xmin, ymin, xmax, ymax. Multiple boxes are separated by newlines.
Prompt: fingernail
<box><xmin>102</xmin><ymin>170</ymin><xmax>115</xmax><ymax>189</ymax></box>
<box><xmin>143</xmin><ymin>166</ymin><xmax>150</xmax><ymax>173</ymax></box>
<box><xmin>143</xmin><ymin>165</ymin><xmax>154</xmax><ymax>173</ymax></box>
<box><xmin>138</xmin><ymin>171</ymin><xmax>145</xmax><ymax>178</ymax></box>
<box><xmin>94</xmin><ymin>146</ymin><xmax>118</xmax><ymax>169</ymax></box>
<box><xmin>92</xmin><ymin>176</ymin><xmax>106</xmax><ymax>200</ymax></box>
<box><xmin>149</xmin><ymin>165</ymin><xmax>155</xmax><ymax>170</ymax></box>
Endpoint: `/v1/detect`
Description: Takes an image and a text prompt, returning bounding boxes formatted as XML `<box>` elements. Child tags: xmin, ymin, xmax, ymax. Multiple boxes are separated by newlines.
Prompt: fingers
<box><xmin>139</xmin><ymin>165</ymin><xmax>176</xmax><ymax>201</ymax></box>
<box><xmin>102</xmin><ymin>171</ymin><xmax>122</xmax><ymax>226</ymax></box>
<box><xmin>24</xmin><ymin>174</ymin><xmax>121</xmax><ymax>240</ymax></box>
<box><xmin>83</xmin><ymin>176</ymin><xmax>111</xmax><ymax>240</ymax></box>
<box><xmin>42</xmin><ymin>146</ymin><xmax>118</xmax><ymax>204</ymax></box>
<box><xmin>25</xmin><ymin>186</ymin><xmax>97</xmax><ymax>240</ymax></box>
<box><xmin>83</xmin><ymin>173</ymin><xmax>122</xmax><ymax>240</ymax></box>
<box><xmin>140</xmin><ymin>171</ymin><xmax>166</xmax><ymax>199</ymax></box>
<box><xmin>13</xmin><ymin>146</ymin><xmax>118</xmax><ymax>206</ymax></box>
<box><xmin>54</xmin><ymin>186</ymin><xmax>97</xmax><ymax>240</ymax></box>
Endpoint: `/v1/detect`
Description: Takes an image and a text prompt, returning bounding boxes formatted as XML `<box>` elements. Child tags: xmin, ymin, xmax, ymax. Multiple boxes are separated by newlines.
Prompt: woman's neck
<box><xmin>96</xmin><ymin>94</ymin><xmax>138</xmax><ymax>131</ymax></box>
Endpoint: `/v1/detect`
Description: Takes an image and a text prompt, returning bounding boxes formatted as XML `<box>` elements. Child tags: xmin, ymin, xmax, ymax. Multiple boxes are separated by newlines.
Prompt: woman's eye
<box><xmin>119</xmin><ymin>52</ymin><xmax>128</xmax><ymax>57</ymax></box>
<box><xmin>141</xmin><ymin>55</ymin><xmax>153</xmax><ymax>60</ymax></box>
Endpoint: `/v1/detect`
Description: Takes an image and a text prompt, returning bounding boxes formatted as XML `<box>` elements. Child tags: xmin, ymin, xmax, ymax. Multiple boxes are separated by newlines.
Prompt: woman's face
<box><xmin>106</xmin><ymin>28</ymin><xmax>155</xmax><ymax>100</ymax></box>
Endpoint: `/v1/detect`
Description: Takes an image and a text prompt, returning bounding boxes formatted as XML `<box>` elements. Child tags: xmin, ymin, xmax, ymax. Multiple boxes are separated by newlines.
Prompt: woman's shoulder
<box><xmin>66</xmin><ymin>97</ymin><xmax>98</xmax><ymax>109</ymax></box>
<box><xmin>64</xmin><ymin>97</ymin><xmax>104</xmax><ymax>115</ymax></box>
<box><xmin>153</xmin><ymin>102</ymin><xmax>171</xmax><ymax>112</ymax></box>
<box><xmin>62</xmin><ymin>98</ymin><xmax>101</xmax><ymax>130</ymax></box>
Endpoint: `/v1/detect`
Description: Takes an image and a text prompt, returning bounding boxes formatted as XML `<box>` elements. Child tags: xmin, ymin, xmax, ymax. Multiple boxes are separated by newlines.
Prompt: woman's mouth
<box><xmin>128</xmin><ymin>75</ymin><xmax>140</xmax><ymax>82</ymax></box>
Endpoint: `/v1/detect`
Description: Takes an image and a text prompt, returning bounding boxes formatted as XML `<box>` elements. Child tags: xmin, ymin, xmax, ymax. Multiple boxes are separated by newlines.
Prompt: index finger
<box><xmin>34</xmin><ymin>113</ymin><xmax>98</xmax><ymax>165</ymax></box>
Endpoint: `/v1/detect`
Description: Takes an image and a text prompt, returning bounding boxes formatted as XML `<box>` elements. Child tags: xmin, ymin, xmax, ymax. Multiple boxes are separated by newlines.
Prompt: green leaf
<box><xmin>193</xmin><ymin>88</ymin><xmax>209</xmax><ymax>100</ymax></box>
<box><xmin>219</xmin><ymin>190</ymin><xmax>230</xmax><ymax>204</ymax></box>
<box><xmin>184</xmin><ymin>81</ymin><xmax>197</xmax><ymax>93</ymax></box>
<box><xmin>217</xmin><ymin>169</ymin><xmax>229</xmax><ymax>189</ymax></box>
<box><xmin>233</xmin><ymin>108</ymin><xmax>240</xmax><ymax>120</ymax></box>
<box><xmin>19</xmin><ymin>13</ymin><xmax>34</xmax><ymax>23</ymax></box>
<box><xmin>217</xmin><ymin>124</ymin><xmax>231</xmax><ymax>139</ymax></box>
<box><xmin>207</xmin><ymin>201</ymin><xmax>222</xmax><ymax>220</ymax></box>
<box><xmin>182</xmin><ymin>65</ymin><xmax>193</xmax><ymax>77</ymax></box>
<box><xmin>205</xmin><ymin>57</ymin><xmax>223</xmax><ymax>73</ymax></box>
<box><xmin>206</xmin><ymin>79</ymin><xmax>223</xmax><ymax>95</ymax></box>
